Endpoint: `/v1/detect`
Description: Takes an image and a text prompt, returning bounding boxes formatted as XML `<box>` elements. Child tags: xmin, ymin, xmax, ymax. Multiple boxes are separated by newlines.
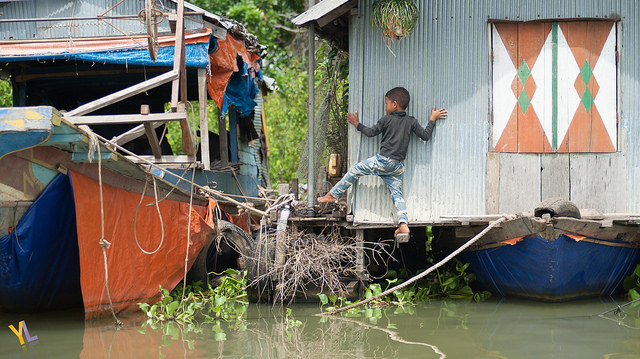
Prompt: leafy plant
<box><xmin>372</xmin><ymin>0</ymin><xmax>419</xmax><ymax>40</ymax></box>
<box><xmin>0</xmin><ymin>77</ymin><xmax>12</xmax><ymax>107</ymax></box>
<box><xmin>623</xmin><ymin>264</ymin><xmax>640</xmax><ymax>304</ymax></box>
<box><xmin>138</xmin><ymin>268</ymin><xmax>248</xmax><ymax>325</ymax></box>
<box><xmin>285</xmin><ymin>308</ymin><xmax>302</xmax><ymax>328</ymax></box>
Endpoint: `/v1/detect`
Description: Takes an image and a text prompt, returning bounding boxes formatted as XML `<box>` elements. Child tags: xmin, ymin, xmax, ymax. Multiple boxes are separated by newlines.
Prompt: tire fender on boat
<box><xmin>534</xmin><ymin>198</ymin><xmax>581</xmax><ymax>219</ymax></box>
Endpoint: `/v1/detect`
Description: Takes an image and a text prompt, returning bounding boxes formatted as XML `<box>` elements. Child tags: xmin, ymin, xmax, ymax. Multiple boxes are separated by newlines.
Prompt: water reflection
<box><xmin>1</xmin><ymin>298</ymin><xmax>639</xmax><ymax>358</ymax></box>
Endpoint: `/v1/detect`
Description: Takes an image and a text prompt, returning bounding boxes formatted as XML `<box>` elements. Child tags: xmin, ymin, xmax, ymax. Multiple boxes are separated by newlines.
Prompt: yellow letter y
<box><xmin>8</xmin><ymin>321</ymin><xmax>25</xmax><ymax>345</ymax></box>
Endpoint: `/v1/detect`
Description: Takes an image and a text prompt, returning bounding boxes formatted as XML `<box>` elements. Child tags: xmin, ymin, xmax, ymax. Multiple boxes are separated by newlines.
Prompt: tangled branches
<box><xmin>247</xmin><ymin>226</ymin><xmax>391</xmax><ymax>305</ymax></box>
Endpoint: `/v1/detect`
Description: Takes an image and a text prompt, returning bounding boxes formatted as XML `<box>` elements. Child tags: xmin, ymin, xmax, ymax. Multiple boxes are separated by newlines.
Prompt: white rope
<box><xmin>320</xmin><ymin>216</ymin><xmax>508</xmax><ymax>316</ymax></box>
<box><xmin>85</xmin><ymin>129</ymin><xmax>122</xmax><ymax>327</ymax></box>
<box><xmin>133</xmin><ymin>174</ymin><xmax>165</xmax><ymax>255</ymax></box>
<box><xmin>83</xmin><ymin>130</ymin><xmax>268</xmax><ymax>217</ymax></box>
<box><xmin>180</xmin><ymin>166</ymin><xmax>197</xmax><ymax>306</ymax></box>
<box><xmin>265</xmin><ymin>193</ymin><xmax>295</xmax><ymax>215</ymax></box>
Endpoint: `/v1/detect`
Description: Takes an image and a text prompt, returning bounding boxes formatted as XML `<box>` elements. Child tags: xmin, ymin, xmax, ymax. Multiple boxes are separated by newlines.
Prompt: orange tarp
<box><xmin>208</xmin><ymin>34</ymin><xmax>261</xmax><ymax>110</ymax></box>
<box><xmin>69</xmin><ymin>171</ymin><xmax>214</xmax><ymax>318</ymax></box>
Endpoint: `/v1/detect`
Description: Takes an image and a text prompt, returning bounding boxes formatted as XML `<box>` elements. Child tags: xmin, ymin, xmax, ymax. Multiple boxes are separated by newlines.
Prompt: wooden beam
<box><xmin>125</xmin><ymin>155</ymin><xmax>196</xmax><ymax>164</ymax></box>
<box><xmin>218</xmin><ymin>113</ymin><xmax>228</xmax><ymax>166</ymax></box>
<box><xmin>198</xmin><ymin>68</ymin><xmax>210</xmax><ymax>170</ymax></box>
<box><xmin>261</xmin><ymin>101</ymin><xmax>270</xmax><ymax>152</ymax></box>
<box><xmin>141</xmin><ymin>105</ymin><xmax>162</xmax><ymax>160</ymax></box>
<box><xmin>170</xmin><ymin>0</ymin><xmax>185</xmax><ymax>110</ymax></box>
<box><xmin>64</xmin><ymin>70</ymin><xmax>178</xmax><ymax>117</ymax></box>
<box><xmin>355</xmin><ymin>229</ymin><xmax>367</xmax><ymax>280</ymax></box>
<box><xmin>228</xmin><ymin>108</ymin><xmax>239</xmax><ymax>163</ymax></box>
<box><xmin>178</xmin><ymin>105</ymin><xmax>195</xmax><ymax>156</ymax></box>
<box><xmin>172</xmin><ymin>0</ymin><xmax>194</xmax><ymax>156</ymax></box>
<box><xmin>72</xmin><ymin>151</ymin><xmax>117</xmax><ymax>163</ymax></box>
<box><xmin>317</xmin><ymin>2</ymin><xmax>357</xmax><ymax>28</ymax></box>
<box><xmin>111</xmin><ymin>122</ymin><xmax>162</xmax><ymax>146</ymax></box>
<box><xmin>67</xmin><ymin>112</ymin><xmax>187</xmax><ymax>125</ymax></box>
<box><xmin>45</xmin><ymin>133</ymin><xmax>87</xmax><ymax>145</ymax></box>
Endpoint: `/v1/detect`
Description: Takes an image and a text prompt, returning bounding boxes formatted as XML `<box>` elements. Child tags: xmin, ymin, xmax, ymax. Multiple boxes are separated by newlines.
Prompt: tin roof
<box><xmin>291</xmin><ymin>0</ymin><xmax>356</xmax><ymax>50</ymax></box>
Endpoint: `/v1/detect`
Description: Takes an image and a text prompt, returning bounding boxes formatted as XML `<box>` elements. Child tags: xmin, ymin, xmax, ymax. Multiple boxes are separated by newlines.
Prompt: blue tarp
<box><xmin>0</xmin><ymin>174</ymin><xmax>82</xmax><ymax>312</ymax></box>
<box><xmin>222</xmin><ymin>61</ymin><xmax>262</xmax><ymax>116</ymax></box>
<box><xmin>461</xmin><ymin>235</ymin><xmax>640</xmax><ymax>301</ymax></box>
<box><xmin>0</xmin><ymin>42</ymin><xmax>210</xmax><ymax>68</ymax></box>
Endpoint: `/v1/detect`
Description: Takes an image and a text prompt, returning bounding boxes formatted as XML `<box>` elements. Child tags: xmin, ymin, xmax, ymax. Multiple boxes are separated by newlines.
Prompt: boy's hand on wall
<box><xmin>430</xmin><ymin>106</ymin><xmax>447</xmax><ymax>122</ymax></box>
<box><xmin>347</xmin><ymin>112</ymin><xmax>359</xmax><ymax>127</ymax></box>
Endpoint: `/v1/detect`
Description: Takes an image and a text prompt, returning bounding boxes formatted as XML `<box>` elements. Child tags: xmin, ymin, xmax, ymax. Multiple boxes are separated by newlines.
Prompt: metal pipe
<box><xmin>307</xmin><ymin>2</ymin><xmax>315</xmax><ymax>209</ymax></box>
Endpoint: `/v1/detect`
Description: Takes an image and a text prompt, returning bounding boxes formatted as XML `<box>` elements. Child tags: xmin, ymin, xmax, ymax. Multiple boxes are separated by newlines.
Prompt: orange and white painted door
<box><xmin>492</xmin><ymin>21</ymin><xmax>617</xmax><ymax>153</ymax></box>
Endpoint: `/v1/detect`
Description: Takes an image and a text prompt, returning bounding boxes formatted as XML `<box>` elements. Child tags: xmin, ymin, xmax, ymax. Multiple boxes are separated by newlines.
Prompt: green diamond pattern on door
<box><xmin>518</xmin><ymin>60</ymin><xmax>531</xmax><ymax>114</ymax></box>
<box><xmin>492</xmin><ymin>21</ymin><xmax>617</xmax><ymax>153</ymax></box>
<box><xmin>580</xmin><ymin>60</ymin><xmax>594</xmax><ymax>113</ymax></box>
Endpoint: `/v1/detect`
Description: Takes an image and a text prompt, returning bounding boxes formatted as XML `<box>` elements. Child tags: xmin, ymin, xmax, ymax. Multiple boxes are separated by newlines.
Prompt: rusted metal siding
<box><xmin>348</xmin><ymin>0</ymin><xmax>639</xmax><ymax>224</ymax></box>
<box><xmin>0</xmin><ymin>0</ymin><xmax>206</xmax><ymax>40</ymax></box>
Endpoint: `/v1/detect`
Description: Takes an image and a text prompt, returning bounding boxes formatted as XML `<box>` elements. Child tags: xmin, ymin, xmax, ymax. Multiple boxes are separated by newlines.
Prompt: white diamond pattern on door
<box><xmin>492</xmin><ymin>21</ymin><xmax>617</xmax><ymax>153</ymax></box>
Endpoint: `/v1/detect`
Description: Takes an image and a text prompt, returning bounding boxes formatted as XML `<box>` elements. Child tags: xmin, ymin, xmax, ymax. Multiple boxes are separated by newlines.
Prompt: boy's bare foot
<box><xmin>395</xmin><ymin>223</ymin><xmax>410</xmax><ymax>242</ymax></box>
<box><xmin>317</xmin><ymin>193</ymin><xmax>337</xmax><ymax>203</ymax></box>
<box><xmin>394</xmin><ymin>223</ymin><xmax>410</xmax><ymax>237</ymax></box>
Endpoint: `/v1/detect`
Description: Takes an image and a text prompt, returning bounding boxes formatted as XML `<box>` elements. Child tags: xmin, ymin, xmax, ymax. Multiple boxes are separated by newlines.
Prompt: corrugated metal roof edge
<box><xmin>292</xmin><ymin>0</ymin><xmax>355</xmax><ymax>25</ymax></box>
<box><xmin>169</xmin><ymin>0</ymin><xmax>267</xmax><ymax>57</ymax></box>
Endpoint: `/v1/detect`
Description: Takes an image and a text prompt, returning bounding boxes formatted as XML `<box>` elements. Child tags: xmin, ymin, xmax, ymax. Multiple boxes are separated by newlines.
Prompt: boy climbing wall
<box><xmin>318</xmin><ymin>87</ymin><xmax>447</xmax><ymax>240</ymax></box>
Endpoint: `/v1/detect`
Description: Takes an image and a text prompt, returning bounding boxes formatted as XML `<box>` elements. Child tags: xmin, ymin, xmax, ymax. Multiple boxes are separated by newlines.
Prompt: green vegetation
<box><xmin>623</xmin><ymin>264</ymin><xmax>640</xmax><ymax>303</ymax></box>
<box><xmin>317</xmin><ymin>260</ymin><xmax>490</xmax><ymax>317</ymax></box>
<box><xmin>188</xmin><ymin>0</ymin><xmax>348</xmax><ymax>185</ymax></box>
<box><xmin>190</xmin><ymin>0</ymin><xmax>311</xmax><ymax>184</ymax></box>
<box><xmin>0</xmin><ymin>77</ymin><xmax>12</xmax><ymax>107</ymax></box>
<box><xmin>315</xmin><ymin>227</ymin><xmax>490</xmax><ymax>316</ymax></box>
<box><xmin>138</xmin><ymin>268</ymin><xmax>248</xmax><ymax>325</ymax></box>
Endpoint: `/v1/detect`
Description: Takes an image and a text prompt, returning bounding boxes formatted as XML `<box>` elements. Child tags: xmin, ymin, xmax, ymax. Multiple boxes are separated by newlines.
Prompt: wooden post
<box><xmin>307</xmin><ymin>4</ymin><xmax>315</xmax><ymax>209</ymax></box>
<box><xmin>198</xmin><ymin>68</ymin><xmax>210</xmax><ymax>170</ymax></box>
<box><xmin>291</xmin><ymin>178</ymin><xmax>299</xmax><ymax>200</ymax></box>
<box><xmin>170</xmin><ymin>0</ymin><xmax>185</xmax><ymax>111</ymax></box>
<box><xmin>228</xmin><ymin>108</ymin><xmax>239</xmax><ymax>163</ymax></box>
<box><xmin>141</xmin><ymin>104</ymin><xmax>162</xmax><ymax>160</ymax></box>
<box><xmin>355</xmin><ymin>229</ymin><xmax>367</xmax><ymax>280</ymax></box>
<box><xmin>169</xmin><ymin>0</ymin><xmax>194</xmax><ymax>156</ymax></box>
<box><xmin>218</xmin><ymin>113</ymin><xmax>228</xmax><ymax>166</ymax></box>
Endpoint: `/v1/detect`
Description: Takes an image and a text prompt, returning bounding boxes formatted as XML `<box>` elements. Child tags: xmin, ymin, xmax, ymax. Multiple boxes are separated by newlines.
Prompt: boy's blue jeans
<box><xmin>329</xmin><ymin>154</ymin><xmax>408</xmax><ymax>224</ymax></box>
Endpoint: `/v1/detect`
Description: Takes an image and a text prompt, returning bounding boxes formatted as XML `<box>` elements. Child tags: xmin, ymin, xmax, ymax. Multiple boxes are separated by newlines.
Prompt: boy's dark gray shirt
<box><xmin>356</xmin><ymin>111</ymin><xmax>436</xmax><ymax>161</ymax></box>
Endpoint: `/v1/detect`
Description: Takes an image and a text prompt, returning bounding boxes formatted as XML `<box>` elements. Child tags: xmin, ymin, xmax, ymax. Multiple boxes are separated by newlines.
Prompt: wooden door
<box><xmin>492</xmin><ymin>21</ymin><xmax>617</xmax><ymax>153</ymax></box>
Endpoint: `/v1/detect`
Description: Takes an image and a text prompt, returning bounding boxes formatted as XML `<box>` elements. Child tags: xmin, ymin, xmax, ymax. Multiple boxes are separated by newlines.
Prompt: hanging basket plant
<box><xmin>372</xmin><ymin>0</ymin><xmax>419</xmax><ymax>40</ymax></box>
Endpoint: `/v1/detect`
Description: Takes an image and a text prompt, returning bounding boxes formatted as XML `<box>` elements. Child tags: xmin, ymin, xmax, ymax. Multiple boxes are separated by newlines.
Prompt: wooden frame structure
<box><xmin>62</xmin><ymin>0</ymin><xmax>216</xmax><ymax>169</ymax></box>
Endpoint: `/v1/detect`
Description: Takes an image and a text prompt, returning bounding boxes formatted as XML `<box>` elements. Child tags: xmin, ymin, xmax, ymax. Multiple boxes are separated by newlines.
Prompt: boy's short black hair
<box><xmin>385</xmin><ymin>87</ymin><xmax>410</xmax><ymax>109</ymax></box>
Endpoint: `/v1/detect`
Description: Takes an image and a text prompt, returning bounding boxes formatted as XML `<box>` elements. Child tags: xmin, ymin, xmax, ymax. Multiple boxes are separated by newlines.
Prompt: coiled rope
<box><xmin>133</xmin><ymin>173</ymin><xmax>165</xmax><ymax>255</ymax></box>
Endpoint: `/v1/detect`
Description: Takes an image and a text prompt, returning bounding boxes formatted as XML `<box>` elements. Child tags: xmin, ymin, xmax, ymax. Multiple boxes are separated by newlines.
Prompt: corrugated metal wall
<box><xmin>348</xmin><ymin>0</ymin><xmax>639</xmax><ymax>224</ymax></box>
<box><xmin>0</xmin><ymin>0</ymin><xmax>205</xmax><ymax>40</ymax></box>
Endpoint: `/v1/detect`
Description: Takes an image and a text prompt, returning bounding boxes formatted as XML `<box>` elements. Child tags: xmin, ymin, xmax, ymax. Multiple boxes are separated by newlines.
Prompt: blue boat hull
<box><xmin>0</xmin><ymin>174</ymin><xmax>82</xmax><ymax>312</ymax></box>
<box><xmin>460</xmin><ymin>235</ymin><xmax>640</xmax><ymax>301</ymax></box>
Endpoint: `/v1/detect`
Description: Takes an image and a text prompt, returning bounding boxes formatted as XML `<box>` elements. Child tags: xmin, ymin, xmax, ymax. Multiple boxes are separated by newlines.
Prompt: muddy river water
<box><xmin>2</xmin><ymin>298</ymin><xmax>639</xmax><ymax>358</ymax></box>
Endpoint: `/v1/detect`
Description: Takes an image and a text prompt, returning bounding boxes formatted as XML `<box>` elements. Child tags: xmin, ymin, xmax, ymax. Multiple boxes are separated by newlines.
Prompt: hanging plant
<box><xmin>372</xmin><ymin>0</ymin><xmax>419</xmax><ymax>40</ymax></box>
